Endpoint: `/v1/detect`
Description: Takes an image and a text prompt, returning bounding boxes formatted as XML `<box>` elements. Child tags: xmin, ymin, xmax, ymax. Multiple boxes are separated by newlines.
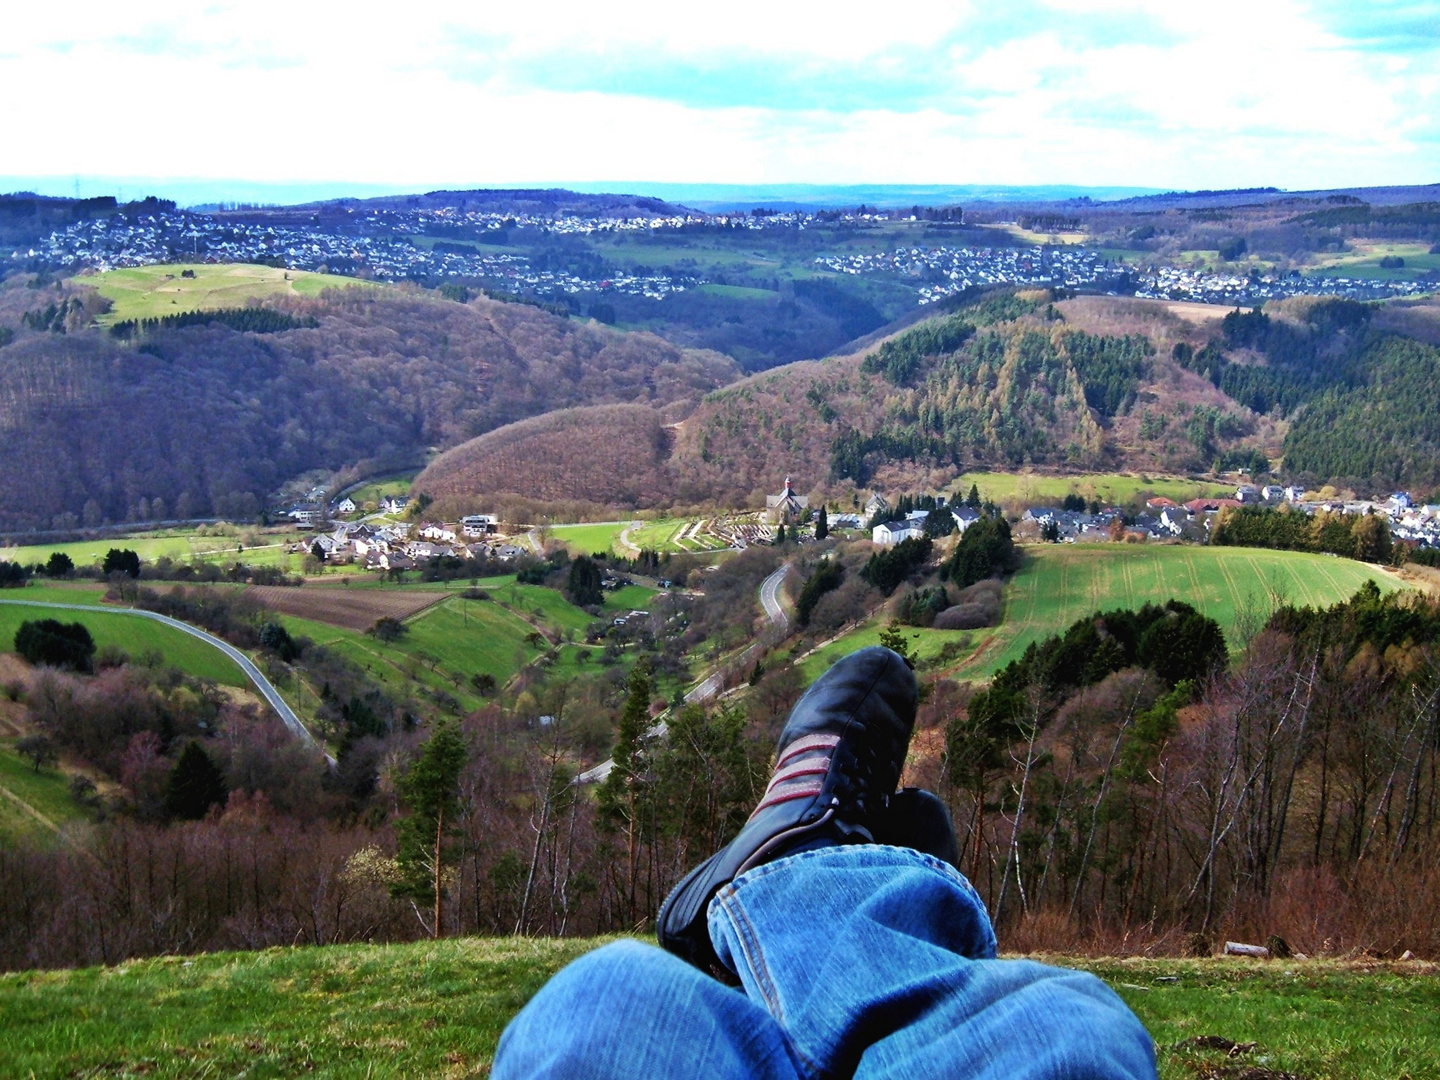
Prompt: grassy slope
<box><xmin>0</xmin><ymin>602</ymin><xmax>247</xmax><ymax>687</ymax></box>
<box><xmin>277</xmin><ymin>579</ymin><xmax>660</xmax><ymax>713</ymax></box>
<box><xmin>549</xmin><ymin>521</ymin><xmax>632</xmax><ymax>557</ymax></box>
<box><xmin>954</xmin><ymin>471</ymin><xmax>1236</xmax><ymax>508</ymax></box>
<box><xmin>1</xmin><ymin>939</ymin><xmax>1433</xmax><ymax>1080</ymax></box>
<box><xmin>0</xmin><ymin>528</ymin><xmax>303</xmax><ymax>571</ymax></box>
<box><xmin>801</xmin><ymin>545</ymin><xmax>1399</xmax><ymax>681</ymax></box>
<box><xmin>0</xmin><ymin>745</ymin><xmax>89</xmax><ymax>845</ymax></box>
<box><xmin>82</xmin><ymin>263</ymin><xmax>377</xmax><ymax>324</ymax></box>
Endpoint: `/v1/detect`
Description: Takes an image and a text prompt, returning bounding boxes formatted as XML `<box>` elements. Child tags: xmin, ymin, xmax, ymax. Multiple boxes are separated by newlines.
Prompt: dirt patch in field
<box><xmin>247</xmin><ymin>586</ymin><xmax>447</xmax><ymax>631</ymax></box>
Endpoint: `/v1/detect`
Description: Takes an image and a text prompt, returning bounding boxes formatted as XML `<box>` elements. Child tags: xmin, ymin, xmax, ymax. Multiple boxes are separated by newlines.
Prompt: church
<box><xmin>766</xmin><ymin>477</ymin><xmax>810</xmax><ymax>524</ymax></box>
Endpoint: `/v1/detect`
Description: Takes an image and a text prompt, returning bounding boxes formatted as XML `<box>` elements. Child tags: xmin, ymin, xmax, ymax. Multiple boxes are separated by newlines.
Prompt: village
<box><xmin>15</xmin><ymin>201</ymin><xmax>1426</xmax><ymax>312</ymax></box>
<box><xmin>276</xmin><ymin>472</ymin><xmax>1440</xmax><ymax>580</ymax></box>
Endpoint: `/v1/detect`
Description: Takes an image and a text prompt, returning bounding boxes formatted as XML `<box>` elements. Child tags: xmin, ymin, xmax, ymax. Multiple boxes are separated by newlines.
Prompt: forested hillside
<box><xmin>0</xmin><ymin>281</ymin><xmax>736</xmax><ymax>532</ymax></box>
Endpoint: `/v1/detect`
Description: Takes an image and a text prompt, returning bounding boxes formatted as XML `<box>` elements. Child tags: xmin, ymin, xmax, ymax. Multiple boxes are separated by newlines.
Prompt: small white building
<box><xmin>334</xmin><ymin>497</ymin><xmax>357</xmax><ymax>515</ymax></box>
<box><xmin>461</xmin><ymin>514</ymin><xmax>499</xmax><ymax>536</ymax></box>
<box><xmin>872</xmin><ymin>520</ymin><xmax>924</xmax><ymax>546</ymax></box>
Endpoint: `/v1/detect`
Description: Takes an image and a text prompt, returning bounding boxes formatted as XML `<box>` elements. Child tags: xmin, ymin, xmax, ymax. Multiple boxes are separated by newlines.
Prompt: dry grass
<box><xmin>245</xmin><ymin>586</ymin><xmax>445</xmax><ymax>631</ymax></box>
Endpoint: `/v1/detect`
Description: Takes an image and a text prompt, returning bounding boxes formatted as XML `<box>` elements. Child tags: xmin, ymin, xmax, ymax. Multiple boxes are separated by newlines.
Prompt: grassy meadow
<box><xmin>0</xmin><ymin>938</ymin><xmax>1432</xmax><ymax>1080</ymax></box>
<box><xmin>0</xmin><ymin>527</ymin><xmax>302</xmax><ymax>572</ymax></box>
<box><xmin>0</xmin><ymin>743</ymin><xmax>91</xmax><ymax>846</ymax></box>
<box><xmin>82</xmin><ymin>263</ymin><xmax>378</xmax><ymax>324</ymax></box>
<box><xmin>0</xmin><ymin>599</ymin><xmax>248</xmax><ymax>687</ymax></box>
<box><xmin>952</xmin><ymin>471</ymin><xmax>1235</xmax><ymax>509</ymax></box>
<box><xmin>801</xmin><ymin>544</ymin><xmax>1400</xmax><ymax>681</ymax></box>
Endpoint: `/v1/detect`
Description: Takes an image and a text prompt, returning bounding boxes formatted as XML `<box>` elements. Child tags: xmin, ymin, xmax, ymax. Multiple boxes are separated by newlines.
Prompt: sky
<box><xmin>1</xmin><ymin>0</ymin><xmax>1437</xmax><ymax>200</ymax></box>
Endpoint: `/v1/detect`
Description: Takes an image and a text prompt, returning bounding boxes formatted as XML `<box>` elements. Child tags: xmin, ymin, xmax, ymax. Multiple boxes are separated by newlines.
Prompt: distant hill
<box><xmin>306</xmin><ymin>188</ymin><xmax>692</xmax><ymax>218</ymax></box>
<box><xmin>0</xmin><ymin>282</ymin><xmax>736</xmax><ymax>533</ymax></box>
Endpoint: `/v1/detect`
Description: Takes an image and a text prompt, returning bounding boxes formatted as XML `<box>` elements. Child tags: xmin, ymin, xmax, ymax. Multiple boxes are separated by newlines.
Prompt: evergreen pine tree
<box><xmin>966</xmin><ymin>484</ymin><xmax>982</xmax><ymax>509</ymax></box>
<box><xmin>597</xmin><ymin>661</ymin><xmax>654</xmax><ymax>923</ymax></box>
<box><xmin>393</xmin><ymin>719</ymin><xmax>469</xmax><ymax>937</ymax></box>
<box><xmin>815</xmin><ymin>505</ymin><xmax>829</xmax><ymax>540</ymax></box>
<box><xmin>165</xmin><ymin>740</ymin><xmax>227</xmax><ymax>820</ymax></box>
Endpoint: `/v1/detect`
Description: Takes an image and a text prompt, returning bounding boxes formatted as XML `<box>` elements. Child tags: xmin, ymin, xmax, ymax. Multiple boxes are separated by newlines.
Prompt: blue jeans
<box><xmin>493</xmin><ymin>845</ymin><xmax>1156</xmax><ymax>1079</ymax></box>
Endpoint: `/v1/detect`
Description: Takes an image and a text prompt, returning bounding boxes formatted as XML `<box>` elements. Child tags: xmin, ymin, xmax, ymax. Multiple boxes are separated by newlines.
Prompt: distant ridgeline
<box><xmin>109</xmin><ymin>308</ymin><xmax>319</xmax><ymax>339</ymax></box>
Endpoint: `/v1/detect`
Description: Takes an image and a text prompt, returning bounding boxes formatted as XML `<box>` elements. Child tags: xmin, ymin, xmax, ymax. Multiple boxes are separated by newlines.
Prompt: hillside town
<box><xmin>11</xmin><ymin>202</ymin><xmax>1425</xmax><ymax>311</ymax></box>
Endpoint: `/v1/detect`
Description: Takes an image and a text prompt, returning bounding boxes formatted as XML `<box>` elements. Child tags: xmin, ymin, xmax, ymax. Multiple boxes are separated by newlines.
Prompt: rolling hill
<box><xmin>0</xmin><ymin>278</ymin><xmax>737</xmax><ymax>533</ymax></box>
<box><xmin>418</xmin><ymin>288</ymin><xmax>1440</xmax><ymax>513</ymax></box>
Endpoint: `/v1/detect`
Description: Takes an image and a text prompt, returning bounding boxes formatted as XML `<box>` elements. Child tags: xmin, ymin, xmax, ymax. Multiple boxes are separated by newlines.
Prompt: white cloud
<box><xmin>1</xmin><ymin>1</ymin><xmax>1434</xmax><ymax>190</ymax></box>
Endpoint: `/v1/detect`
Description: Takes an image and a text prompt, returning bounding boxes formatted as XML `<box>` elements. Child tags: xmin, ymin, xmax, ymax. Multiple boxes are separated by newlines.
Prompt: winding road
<box><xmin>0</xmin><ymin>598</ymin><xmax>329</xmax><ymax>762</ymax></box>
<box><xmin>759</xmin><ymin>563</ymin><xmax>790</xmax><ymax>631</ymax></box>
<box><xmin>576</xmin><ymin>559</ymin><xmax>794</xmax><ymax>783</ymax></box>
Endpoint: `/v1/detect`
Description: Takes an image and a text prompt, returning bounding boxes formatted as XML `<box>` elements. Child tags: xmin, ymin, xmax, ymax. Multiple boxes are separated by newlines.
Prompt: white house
<box><xmin>334</xmin><ymin>497</ymin><xmax>357</xmax><ymax>515</ymax></box>
<box><xmin>872</xmin><ymin>520</ymin><xmax>924</xmax><ymax>546</ymax></box>
<box><xmin>380</xmin><ymin>496</ymin><xmax>409</xmax><ymax>515</ymax></box>
<box><xmin>953</xmin><ymin>507</ymin><xmax>982</xmax><ymax>533</ymax></box>
<box><xmin>461</xmin><ymin>514</ymin><xmax>499</xmax><ymax>536</ymax></box>
<box><xmin>1284</xmin><ymin>486</ymin><xmax>1307</xmax><ymax>503</ymax></box>
<box><xmin>419</xmin><ymin>523</ymin><xmax>458</xmax><ymax>543</ymax></box>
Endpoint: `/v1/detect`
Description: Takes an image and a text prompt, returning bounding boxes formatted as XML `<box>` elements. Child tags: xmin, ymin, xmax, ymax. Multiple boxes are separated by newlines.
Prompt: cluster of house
<box><xmin>814</xmin><ymin>245</ymin><xmax>1116</xmax><ymax>305</ymax></box>
<box><xmin>1018</xmin><ymin>483</ymin><xmax>1440</xmax><ymax>548</ymax></box>
<box><xmin>868</xmin><ymin>495</ymin><xmax>983</xmax><ymax>546</ymax></box>
<box><xmin>294</xmin><ymin>513</ymin><xmax>529</xmax><ymax>571</ymax></box>
<box><xmin>17</xmin><ymin>207</ymin><xmax>697</xmax><ymax>300</ymax></box>
<box><xmin>1134</xmin><ymin>265</ymin><xmax>1423</xmax><ymax>305</ymax></box>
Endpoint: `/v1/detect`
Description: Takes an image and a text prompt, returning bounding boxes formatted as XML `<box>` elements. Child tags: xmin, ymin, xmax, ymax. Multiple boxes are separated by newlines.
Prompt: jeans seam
<box><xmin>716</xmin><ymin>888</ymin><xmax>828</xmax><ymax>1080</ymax></box>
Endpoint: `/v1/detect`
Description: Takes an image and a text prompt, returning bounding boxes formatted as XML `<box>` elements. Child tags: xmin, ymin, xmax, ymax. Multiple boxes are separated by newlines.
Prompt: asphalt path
<box><xmin>0</xmin><ymin>598</ymin><xmax>329</xmax><ymax>762</ymax></box>
<box><xmin>759</xmin><ymin>564</ymin><xmax>790</xmax><ymax>630</ymax></box>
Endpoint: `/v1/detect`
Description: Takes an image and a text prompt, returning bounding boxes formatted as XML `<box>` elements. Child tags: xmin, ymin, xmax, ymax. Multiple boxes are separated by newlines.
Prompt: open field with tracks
<box><xmin>246</xmin><ymin>585</ymin><xmax>446</xmax><ymax>632</ymax></box>
<box><xmin>802</xmin><ymin>544</ymin><xmax>1401</xmax><ymax>681</ymax></box>
<box><xmin>81</xmin><ymin>263</ymin><xmax>378</xmax><ymax>323</ymax></box>
<box><xmin>0</xmin><ymin>937</ymin><xmax>1432</xmax><ymax>1080</ymax></box>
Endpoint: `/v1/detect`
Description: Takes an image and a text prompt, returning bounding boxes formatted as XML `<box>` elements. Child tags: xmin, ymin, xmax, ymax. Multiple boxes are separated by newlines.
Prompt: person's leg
<box><xmin>491</xmin><ymin>939</ymin><xmax>807</xmax><ymax>1080</ymax></box>
<box><xmin>708</xmin><ymin>845</ymin><xmax>1156</xmax><ymax>1080</ymax></box>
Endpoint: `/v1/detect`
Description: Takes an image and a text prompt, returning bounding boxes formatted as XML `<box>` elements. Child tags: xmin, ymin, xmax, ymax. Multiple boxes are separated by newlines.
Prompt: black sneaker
<box><xmin>657</xmin><ymin>646</ymin><xmax>918</xmax><ymax>973</ymax></box>
<box><xmin>870</xmin><ymin>788</ymin><xmax>962</xmax><ymax>869</ymax></box>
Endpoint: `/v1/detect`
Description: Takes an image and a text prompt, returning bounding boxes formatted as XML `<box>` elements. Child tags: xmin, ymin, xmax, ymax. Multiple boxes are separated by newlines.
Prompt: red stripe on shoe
<box><xmin>762</xmin><ymin>760</ymin><xmax>830</xmax><ymax>794</ymax></box>
<box><xmin>777</xmin><ymin>733</ymin><xmax>841</xmax><ymax>767</ymax></box>
<box><xmin>751</xmin><ymin>780</ymin><xmax>825</xmax><ymax>816</ymax></box>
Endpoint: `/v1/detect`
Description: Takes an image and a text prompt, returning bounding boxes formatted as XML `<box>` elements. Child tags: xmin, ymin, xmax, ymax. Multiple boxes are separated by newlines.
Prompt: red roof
<box><xmin>1184</xmin><ymin>497</ymin><xmax>1242</xmax><ymax>513</ymax></box>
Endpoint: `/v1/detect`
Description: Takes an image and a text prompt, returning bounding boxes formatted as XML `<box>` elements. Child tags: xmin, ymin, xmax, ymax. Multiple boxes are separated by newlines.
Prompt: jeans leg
<box><xmin>708</xmin><ymin>845</ymin><xmax>1155</xmax><ymax>1080</ymax></box>
<box><xmin>492</xmin><ymin>939</ymin><xmax>808</xmax><ymax>1080</ymax></box>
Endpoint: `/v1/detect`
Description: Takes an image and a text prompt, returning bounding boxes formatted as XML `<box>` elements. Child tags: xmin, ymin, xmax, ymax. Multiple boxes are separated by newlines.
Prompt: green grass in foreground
<box><xmin>0</xmin><ymin>602</ymin><xmax>248</xmax><ymax>687</ymax></box>
<box><xmin>801</xmin><ymin>545</ymin><xmax>1400</xmax><ymax>682</ymax></box>
<box><xmin>82</xmin><ymin>263</ymin><xmax>378</xmax><ymax>324</ymax></box>
<box><xmin>1</xmin><ymin>939</ymin><xmax>1433</xmax><ymax>1079</ymax></box>
<box><xmin>953</xmin><ymin>471</ymin><xmax>1235</xmax><ymax>508</ymax></box>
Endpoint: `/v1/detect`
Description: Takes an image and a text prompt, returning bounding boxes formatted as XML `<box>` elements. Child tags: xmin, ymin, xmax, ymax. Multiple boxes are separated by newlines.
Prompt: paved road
<box><xmin>759</xmin><ymin>564</ymin><xmax>790</xmax><ymax>630</ymax></box>
<box><xmin>577</xmin><ymin>560</ymin><xmax>793</xmax><ymax>785</ymax></box>
<box><xmin>0</xmin><ymin>598</ymin><xmax>328</xmax><ymax>761</ymax></box>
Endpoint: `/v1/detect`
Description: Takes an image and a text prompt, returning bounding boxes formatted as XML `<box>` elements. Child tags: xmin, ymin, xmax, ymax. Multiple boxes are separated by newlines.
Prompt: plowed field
<box><xmin>247</xmin><ymin>586</ymin><xmax>445</xmax><ymax>631</ymax></box>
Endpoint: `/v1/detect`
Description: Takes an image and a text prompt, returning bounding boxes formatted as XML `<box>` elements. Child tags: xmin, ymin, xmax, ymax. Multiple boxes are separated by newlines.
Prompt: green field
<box><xmin>952</xmin><ymin>472</ymin><xmax>1235</xmax><ymax>509</ymax></box>
<box><xmin>0</xmin><ymin>602</ymin><xmax>247</xmax><ymax>687</ymax></box>
<box><xmin>276</xmin><ymin>578</ymin><xmax>660</xmax><ymax>714</ymax></box>
<box><xmin>81</xmin><ymin>263</ymin><xmax>379</xmax><ymax>324</ymax></box>
<box><xmin>550</xmin><ymin>521</ymin><xmax>633</xmax><ymax>556</ymax></box>
<box><xmin>802</xmin><ymin>545</ymin><xmax>1401</xmax><ymax>681</ymax></box>
<box><xmin>0</xmin><ymin>527</ymin><xmax>302</xmax><ymax>572</ymax></box>
<box><xmin>0</xmin><ymin>938</ymin><xmax>1431</xmax><ymax>1080</ymax></box>
<box><xmin>0</xmin><ymin>744</ymin><xmax>90</xmax><ymax>846</ymax></box>
<box><xmin>1307</xmin><ymin>241</ymin><xmax>1440</xmax><ymax>282</ymax></box>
